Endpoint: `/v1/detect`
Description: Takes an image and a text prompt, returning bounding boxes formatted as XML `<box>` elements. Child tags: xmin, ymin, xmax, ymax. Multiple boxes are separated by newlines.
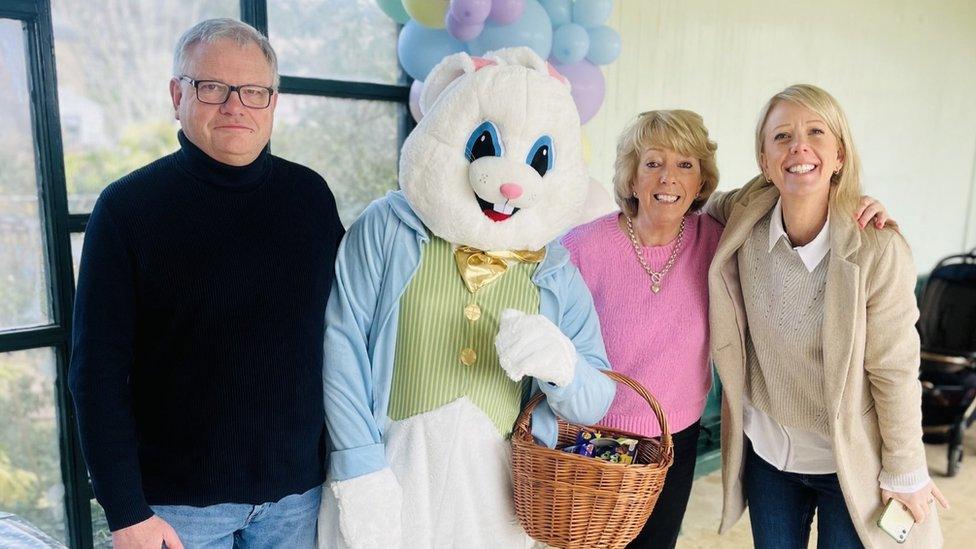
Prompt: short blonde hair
<box><xmin>754</xmin><ymin>84</ymin><xmax>862</xmax><ymax>214</ymax></box>
<box><xmin>612</xmin><ymin>110</ymin><xmax>719</xmax><ymax>218</ymax></box>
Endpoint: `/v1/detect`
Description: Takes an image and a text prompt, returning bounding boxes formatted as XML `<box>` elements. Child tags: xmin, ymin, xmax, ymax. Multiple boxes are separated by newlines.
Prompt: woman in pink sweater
<box><xmin>563</xmin><ymin>110</ymin><xmax>721</xmax><ymax>548</ymax></box>
<box><xmin>563</xmin><ymin>110</ymin><xmax>889</xmax><ymax>548</ymax></box>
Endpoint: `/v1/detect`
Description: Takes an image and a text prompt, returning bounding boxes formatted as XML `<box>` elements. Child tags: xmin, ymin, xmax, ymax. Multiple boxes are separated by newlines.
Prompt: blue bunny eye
<box><xmin>465</xmin><ymin>121</ymin><xmax>503</xmax><ymax>161</ymax></box>
<box><xmin>526</xmin><ymin>135</ymin><xmax>554</xmax><ymax>177</ymax></box>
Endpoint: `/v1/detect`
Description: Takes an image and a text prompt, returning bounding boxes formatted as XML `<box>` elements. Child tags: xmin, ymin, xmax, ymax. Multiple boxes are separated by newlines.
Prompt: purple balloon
<box><xmin>550</xmin><ymin>58</ymin><xmax>605</xmax><ymax>124</ymax></box>
<box><xmin>450</xmin><ymin>0</ymin><xmax>491</xmax><ymax>25</ymax></box>
<box><xmin>489</xmin><ymin>0</ymin><xmax>525</xmax><ymax>25</ymax></box>
<box><xmin>446</xmin><ymin>12</ymin><xmax>485</xmax><ymax>41</ymax></box>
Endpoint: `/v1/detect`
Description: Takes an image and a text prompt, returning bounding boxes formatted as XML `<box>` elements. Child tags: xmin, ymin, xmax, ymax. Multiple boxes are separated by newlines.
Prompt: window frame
<box><xmin>0</xmin><ymin>1</ymin><xmax>92</xmax><ymax>548</ymax></box>
<box><xmin>1</xmin><ymin>1</ymin><xmax>410</xmax><ymax>547</ymax></box>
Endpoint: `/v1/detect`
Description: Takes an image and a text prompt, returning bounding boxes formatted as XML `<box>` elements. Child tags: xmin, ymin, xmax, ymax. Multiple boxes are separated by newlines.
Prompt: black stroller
<box><xmin>917</xmin><ymin>248</ymin><xmax>976</xmax><ymax>477</ymax></box>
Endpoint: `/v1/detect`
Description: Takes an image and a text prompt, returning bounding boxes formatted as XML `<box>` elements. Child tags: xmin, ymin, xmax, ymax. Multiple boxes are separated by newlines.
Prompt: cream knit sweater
<box><xmin>740</xmin><ymin>214</ymin><xmax>831</xmax><ymax>436</ymax></box>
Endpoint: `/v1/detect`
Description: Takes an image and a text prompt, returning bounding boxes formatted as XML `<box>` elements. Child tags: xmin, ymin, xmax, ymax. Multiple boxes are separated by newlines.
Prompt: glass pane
<box><xmin>70</xmin><ymin>232</ymin><xmax>84</xmax><ymax>285</ymax></box>
<box><xmin>90</xmin><ymin>499</ymin><xmax>111</xmax><ymax>548</ymax></box>
<box><xmin>0</xmin><ymin>20</ymin><xmax>52</xmax><ymax>330</ymax></box>
<box><xmin>0</xmin><ymin>348</ymin><xmax>66</xmax><ymax>542</ymax></box>
<box><xmin>53</xmin><ymin>0</ymin><xmax>239</xmax><ymax>213</ymax></box>
<box><xmin>269</xmin><ymin>0</ymin><xmax>402</xmax><ymax>84</ymax></box>
<box><xmin>272</xmin><ymin>95</ymin><xmax>404</xmax><ymax>227</ymax></box>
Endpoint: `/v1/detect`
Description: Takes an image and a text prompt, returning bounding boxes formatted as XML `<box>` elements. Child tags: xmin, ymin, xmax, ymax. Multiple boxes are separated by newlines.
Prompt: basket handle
<box><xmin>514</xmin><ymin>370</ymin><xmax>673</xmax><ymax>454</ymax></box>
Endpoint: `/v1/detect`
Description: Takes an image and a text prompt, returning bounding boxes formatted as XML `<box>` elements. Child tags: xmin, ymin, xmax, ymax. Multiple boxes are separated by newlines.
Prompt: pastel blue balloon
<box><xmin>585</xmin><ymin>25</ymin><xmax>620</xmax><ymax>65</ymax></box>
<box><xmin>397</xmin><ymin>21</ymin><xmax>466</xmax><ymax>81</ymax></box>
<box><xmin>552</xmin><ymin>23</ymin><xmax>589</xmax><ymax>64</ymax></box>
<box><xmin>572</xmin><ymin>0</ymin><xmax>612</xmax><ymax>28</ymax></box>
<box><xmin>466</xmin><ymin>0</ymin><xmax>552</xmax><ymax>59</ymax></box>
<box><xmin>539</xmin><ymin>0</ymin><xmax>572</xmax><ymax>26</ymax></box>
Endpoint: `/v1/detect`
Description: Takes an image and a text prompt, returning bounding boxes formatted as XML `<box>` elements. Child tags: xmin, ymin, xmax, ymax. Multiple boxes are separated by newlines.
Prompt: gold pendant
<box><xmin>651</xmin><ymin>283</ymin><xmax>661</xmax><ymax>293</ymax></box>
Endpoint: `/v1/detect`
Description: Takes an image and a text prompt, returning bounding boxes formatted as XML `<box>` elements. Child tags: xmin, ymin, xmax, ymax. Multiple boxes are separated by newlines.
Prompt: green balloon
<box><xmin>376</xmin><ymin>0</ymin><xmax>411</xmax><ymax>24</ymax></box>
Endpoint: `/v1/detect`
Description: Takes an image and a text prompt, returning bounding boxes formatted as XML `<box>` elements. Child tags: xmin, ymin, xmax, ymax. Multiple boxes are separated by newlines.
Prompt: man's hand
<box><xmin>882</xmin><ymin>480</ymin><xmax>950</xmax><ymax>524</ymax></box>
<box><xmin>111</xmin><ymin>515</ymin><xmax>183</xmax><ymax>549</ymax></box>
<box><xmin>495</xmin><ymin>309</ymin><xmax>576</xmax><ymax>388</ymax></box>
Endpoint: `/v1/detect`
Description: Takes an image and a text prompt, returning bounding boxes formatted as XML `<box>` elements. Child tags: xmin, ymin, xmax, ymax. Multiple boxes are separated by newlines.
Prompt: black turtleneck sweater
<box><xmin>68</xmin><ymin>132</ymin><xmax>344</xmax><ymax>531</ymax></box>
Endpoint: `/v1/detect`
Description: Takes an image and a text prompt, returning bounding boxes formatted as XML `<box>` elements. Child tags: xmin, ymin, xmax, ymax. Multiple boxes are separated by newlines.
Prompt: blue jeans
<box><xmin>151</xmin><ymin>485</ymin><xmax>321</xmax><ymax>549</ymax></box>
<box><xmin>744</xmin><ymin>446</ymin><xmax>863</xmax><ymax>549</ymax></box>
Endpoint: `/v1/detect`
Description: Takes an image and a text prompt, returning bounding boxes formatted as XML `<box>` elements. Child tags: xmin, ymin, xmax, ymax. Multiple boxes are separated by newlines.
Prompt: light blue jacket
<box><xmin>324</xmin><ymin>191</ymin><xmax>615</xmax><ymax>481</ymax></box>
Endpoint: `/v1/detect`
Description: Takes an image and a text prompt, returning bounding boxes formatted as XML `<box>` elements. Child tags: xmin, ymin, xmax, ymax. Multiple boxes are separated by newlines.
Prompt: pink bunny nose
<box><xmin>499</xmin><ymin>183</ymin><xmax>523</xmax><ymax>200</ymax></box>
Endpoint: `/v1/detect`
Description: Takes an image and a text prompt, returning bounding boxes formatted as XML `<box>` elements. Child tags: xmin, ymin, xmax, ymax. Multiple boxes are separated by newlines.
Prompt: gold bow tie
<box><xmin>454</xmin><ymin>246</ymin><xmax>546</xmax><ymax>293</ymax></box>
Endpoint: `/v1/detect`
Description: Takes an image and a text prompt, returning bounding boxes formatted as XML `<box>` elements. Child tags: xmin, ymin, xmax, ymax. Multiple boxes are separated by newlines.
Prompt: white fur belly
<box><xmin>319</xmin><ymin>398</ymin><xmax>534</xmax><ymax>548</ymax></box>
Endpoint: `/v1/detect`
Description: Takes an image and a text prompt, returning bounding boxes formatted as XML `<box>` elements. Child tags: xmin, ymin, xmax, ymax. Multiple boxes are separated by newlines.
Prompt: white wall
<box><xmin>585</xmin><ymin>0</ymin><xmax>976</xmax><ymax>272</ymax></box>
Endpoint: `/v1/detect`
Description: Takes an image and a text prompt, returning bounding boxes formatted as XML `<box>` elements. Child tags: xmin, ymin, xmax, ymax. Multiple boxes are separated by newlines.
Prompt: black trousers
<box><xmin>626</xmin><ymin>420</ymin><xmax>702</xmax><ymax>549</ymax></box>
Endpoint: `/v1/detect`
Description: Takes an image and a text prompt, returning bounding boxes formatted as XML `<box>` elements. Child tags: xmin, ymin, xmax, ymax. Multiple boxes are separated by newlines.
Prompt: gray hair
<box><xmin>173</xmin><ymin>18</ymin><xmax>279</xmax><ymax>87</ymax></box>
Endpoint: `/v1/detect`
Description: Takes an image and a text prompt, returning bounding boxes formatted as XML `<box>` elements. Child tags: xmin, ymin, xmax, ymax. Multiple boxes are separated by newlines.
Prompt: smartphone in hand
<box><xmin>877</xmin><ymin>498</ymin><xmax>915</xmax><ymax>543</ymax></box>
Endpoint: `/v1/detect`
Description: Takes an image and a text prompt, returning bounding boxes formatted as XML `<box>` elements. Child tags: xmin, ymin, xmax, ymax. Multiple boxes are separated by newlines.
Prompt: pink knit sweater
<box><xmin>563</xmin><ymin>212</ymin><xmax>723</xmax><ymax>437</ymax></box>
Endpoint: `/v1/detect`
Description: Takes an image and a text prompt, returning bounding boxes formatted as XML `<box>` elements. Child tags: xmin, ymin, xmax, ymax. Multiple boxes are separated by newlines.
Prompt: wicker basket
<box><xmin>511</xmin><ymin>370</ymin><xmax>674</xmax><ymax>548</ymax></box>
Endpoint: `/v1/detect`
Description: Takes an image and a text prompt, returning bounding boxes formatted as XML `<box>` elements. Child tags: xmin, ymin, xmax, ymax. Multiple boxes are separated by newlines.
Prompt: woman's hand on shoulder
<box><xmin>881</xmin><ymin>481</ymin><xmax>950</xmax><ymax>523</ymax></box>
<box><xmin>855</xmin><ymin>195</ymin><xmax>894</xmax><ymax>229</ymax></box>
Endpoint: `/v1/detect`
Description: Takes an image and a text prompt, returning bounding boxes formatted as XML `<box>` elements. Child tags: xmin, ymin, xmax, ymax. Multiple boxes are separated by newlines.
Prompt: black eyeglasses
<box><xmin>179</xmin><ymin>76</ymin><xmax>275</xmax><ymax>109</ymax></box>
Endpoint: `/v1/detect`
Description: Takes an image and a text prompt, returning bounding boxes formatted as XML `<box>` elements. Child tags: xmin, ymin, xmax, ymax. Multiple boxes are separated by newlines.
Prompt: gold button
<box><xmin>464</xmin><ymin>303</ymin><xmax>482</xmax><ymax>322</ymax></box>
<box><xmin>460</xmin><ymin>347</ymin><xmax>477</xmax><ymax>366</ymax></box>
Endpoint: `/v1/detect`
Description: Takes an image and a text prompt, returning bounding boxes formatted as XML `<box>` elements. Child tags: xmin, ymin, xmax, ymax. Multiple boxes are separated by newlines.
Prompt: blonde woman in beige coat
<box><xmin>705</xmin><ymin>84</ymin><xmax>948</xmax><ymax>548</ymax></box>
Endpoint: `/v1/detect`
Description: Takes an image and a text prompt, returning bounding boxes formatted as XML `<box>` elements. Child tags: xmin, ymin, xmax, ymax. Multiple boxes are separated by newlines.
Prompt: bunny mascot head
<box><xmin>401</xmin><ymin>47</ymin><xmax>588</xmax><ymax>251</ymax></box>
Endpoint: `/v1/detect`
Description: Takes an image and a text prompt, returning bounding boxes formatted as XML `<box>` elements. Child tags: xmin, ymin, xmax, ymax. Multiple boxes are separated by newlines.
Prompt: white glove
<box><xmin>494</xmin><ymin>309</ymin><xmax>576</xmax><ymax>388</ymax></box>
<box><xmin>330</xmin><ymin>468</ymin><xmax>402</xmax><ymax>549</ymax></box>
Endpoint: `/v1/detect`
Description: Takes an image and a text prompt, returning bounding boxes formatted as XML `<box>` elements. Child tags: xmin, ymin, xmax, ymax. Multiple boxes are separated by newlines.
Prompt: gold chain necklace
<box><xmin>625</xmin><ymin>215</ymin><xmax>686</xmax><ymax>294</ymax></box>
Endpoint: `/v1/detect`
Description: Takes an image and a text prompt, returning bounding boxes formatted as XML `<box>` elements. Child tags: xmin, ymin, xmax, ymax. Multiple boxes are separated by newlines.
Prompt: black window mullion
<box><xmin>239</xmin><ymin>0</ymin><xmax>267</xmax><ymax>36</ymax></box>
<box><xmin>278</xmin><ymin>75</ymin><xmax>408</xmax><ymax>102</ymax></box>
<box><xmin>67</xmin><ymin>213</ymin><xmax>88</xmax><ymax>233</ymax></box>
<box><xmin>0</xmin><ymin>326</ymin><xmax>65</xmax><ymax>353</ymax></box>
<box><xmin>53</xmin><ymin>340</ymin><xmax>94</xmax><ymax>549</ymax></box>
<box><xmin>21</xmin><ymin>1</ymin><xmax>93</xmax><ymax>547</ymax></box>
<box><xmin>0</xmin><ymin>0</ymin><xmax>39</xmax><ymax>20</ymax></box>
<box><xmin>31</xmin><ymin>0</ymin><xmax>71</xmax><ymax>325</ymax></box>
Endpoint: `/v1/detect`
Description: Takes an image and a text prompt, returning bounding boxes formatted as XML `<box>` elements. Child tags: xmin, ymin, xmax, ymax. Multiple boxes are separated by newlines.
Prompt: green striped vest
<box><xmin>388</xmin><ymin>235</ymin><xmax>540</xmax><ymax>437</ymax></box>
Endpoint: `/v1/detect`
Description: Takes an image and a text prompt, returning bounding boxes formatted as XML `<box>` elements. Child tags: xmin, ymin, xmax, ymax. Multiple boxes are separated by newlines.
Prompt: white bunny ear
<box><xmin>485</xmin><ymin>46</ymin><xmax>571</xmax><ymax>91</ymax></box>
<box><xmin>420</xmin><ymin>52</ymin><xmax>477</xmax><ymax>116</ymax></box>
<box><xmin>485</xmin><ymin>47</ymin><xmax>547</xmax><ymax>73</ymax></box>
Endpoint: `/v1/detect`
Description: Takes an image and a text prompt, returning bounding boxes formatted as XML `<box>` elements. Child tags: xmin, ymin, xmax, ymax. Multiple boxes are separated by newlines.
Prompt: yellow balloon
<box><xmin>581</xmin><ymin>131</ymin><xmax>592</xmax><ymax>165</ymax></box>
<box><xmin>403</xmin><ymin>0</ymin><xmax>449</xmax><ymax>29</ymax></box>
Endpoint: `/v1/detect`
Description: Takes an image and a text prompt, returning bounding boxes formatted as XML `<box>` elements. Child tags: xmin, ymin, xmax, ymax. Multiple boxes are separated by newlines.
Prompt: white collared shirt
<box><xmin>766</xmin><ymin>197</ymin><xmax>830</xmax><ymax>272</ymax></box>
<box><xmin>744</xmin><ymin>199</ymin><xmax>929</xmax><ymax>491</ymax></box>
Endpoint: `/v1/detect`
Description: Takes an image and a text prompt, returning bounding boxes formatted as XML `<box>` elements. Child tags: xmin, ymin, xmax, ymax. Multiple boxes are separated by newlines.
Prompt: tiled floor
<box><xmin>678</xmin><ymin>427</ymin><xmax>976</xmax><ymax>548</ymax></box>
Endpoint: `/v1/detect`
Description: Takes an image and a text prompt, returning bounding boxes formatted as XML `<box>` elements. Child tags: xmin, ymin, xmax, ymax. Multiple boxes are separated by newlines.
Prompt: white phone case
<box><xmin>877</xmin><ymin>499</ymin><xmax>915</xmax><ymax>544</ymax></box>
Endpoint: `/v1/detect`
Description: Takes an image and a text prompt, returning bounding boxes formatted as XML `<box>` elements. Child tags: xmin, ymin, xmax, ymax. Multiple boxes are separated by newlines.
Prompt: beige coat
<box><xmin>706</xmin><ymin>177</ymin><xmax>942</xmax><ymax>548</ymax></box>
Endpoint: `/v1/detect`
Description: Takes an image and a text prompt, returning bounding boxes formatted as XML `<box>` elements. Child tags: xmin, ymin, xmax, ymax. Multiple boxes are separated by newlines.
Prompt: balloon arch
<box><xmin>378</xmin><ymin>0</ymin><xmax>621</xmax><ymax>126</ymax></box>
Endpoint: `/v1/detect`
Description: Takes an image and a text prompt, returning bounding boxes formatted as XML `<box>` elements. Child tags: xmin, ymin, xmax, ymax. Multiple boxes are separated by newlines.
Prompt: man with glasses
<box><xmin>69</xmin><ymin>18</ymin><xmax>343</xmax><ymax>549</ymax></box>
